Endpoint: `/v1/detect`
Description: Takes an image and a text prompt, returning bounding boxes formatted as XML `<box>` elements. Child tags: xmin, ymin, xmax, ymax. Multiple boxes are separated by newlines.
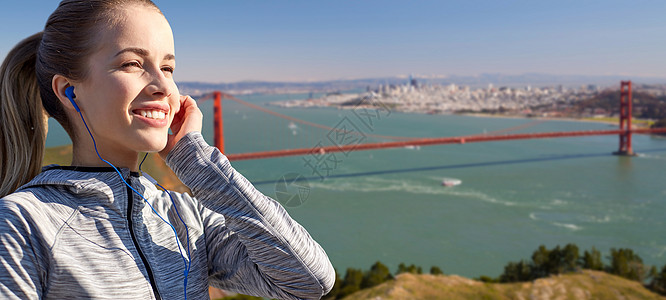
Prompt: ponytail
<box><xmin>0</xmin><ymin>33</ymin><xmax>46</xmax><ymax>198</ymax></box>
<box><xmin>1</xmin><ymin>0</ymin><xmax>163</xmax><ymax>198</ymax></box>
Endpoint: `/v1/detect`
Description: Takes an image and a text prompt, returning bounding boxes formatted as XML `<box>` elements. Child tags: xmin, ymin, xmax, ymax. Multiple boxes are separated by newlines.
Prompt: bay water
<box><xmin>46</xmin><ymin>92</ymin><xmax>666</xmax><ymax>278</ymax></box>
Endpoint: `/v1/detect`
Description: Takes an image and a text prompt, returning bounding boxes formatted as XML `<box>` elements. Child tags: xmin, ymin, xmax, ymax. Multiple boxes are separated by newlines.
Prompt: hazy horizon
<box><xmin>174</xmin><ymin>72</ymin><xmax>666</xmax><ymax>85</ymax></box>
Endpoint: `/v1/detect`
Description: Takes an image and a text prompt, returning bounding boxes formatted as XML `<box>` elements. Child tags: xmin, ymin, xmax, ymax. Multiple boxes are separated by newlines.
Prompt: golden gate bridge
<box><xmin>196</xmin><ymin>81</ymin><xmax>666</xmax><ymax>160</ymax></box>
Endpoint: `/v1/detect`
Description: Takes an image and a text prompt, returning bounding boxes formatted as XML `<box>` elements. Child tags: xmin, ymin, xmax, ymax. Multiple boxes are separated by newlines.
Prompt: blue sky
<box><xmin>1</xmin><ymin>1</ymin><xmax>664</xmax><ymax>82</ymax></box>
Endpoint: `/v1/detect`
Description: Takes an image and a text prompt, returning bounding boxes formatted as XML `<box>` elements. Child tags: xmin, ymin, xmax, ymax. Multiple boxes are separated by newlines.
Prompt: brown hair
<box><xmin>0</xmin><ymin>0</ymin><xmax>161</xmax><ymax>197</ymax></box>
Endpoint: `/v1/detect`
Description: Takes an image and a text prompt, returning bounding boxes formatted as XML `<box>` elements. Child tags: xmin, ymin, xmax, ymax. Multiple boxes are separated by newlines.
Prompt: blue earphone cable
<box><xmin>76</xmin><ymin>108</ymin><xmax>191</xmax><ymax>299</ymax></box>
<box><xmin>138</xmin><ymin>153</ymin><xmax>192</xmax><ymax>292</ymax></box>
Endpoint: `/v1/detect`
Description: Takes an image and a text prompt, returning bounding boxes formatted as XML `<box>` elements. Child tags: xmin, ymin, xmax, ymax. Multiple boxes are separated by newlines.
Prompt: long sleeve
<box><xmin>165</xmin><ymin>132</ymin><xmax>335</xmax><ymax>300</ymax></box>
<box><xmin>0</xmin><ymin>199</ymin><xmax>45</xmax><ymax>300</ymax></box>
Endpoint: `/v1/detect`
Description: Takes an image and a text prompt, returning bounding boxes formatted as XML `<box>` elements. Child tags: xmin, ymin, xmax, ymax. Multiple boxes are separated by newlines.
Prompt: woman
<box><xmin>0</xmin><ymin>1</ymin><xmax>335</xmax><ymax>299</ymax></box>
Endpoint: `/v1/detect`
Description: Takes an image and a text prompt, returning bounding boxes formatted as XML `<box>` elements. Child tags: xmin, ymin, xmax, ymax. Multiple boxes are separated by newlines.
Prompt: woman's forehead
<box><xmin>96</xmin><ymin>5</ymin><xmax>174</xmax><ymax>58</ymax></box>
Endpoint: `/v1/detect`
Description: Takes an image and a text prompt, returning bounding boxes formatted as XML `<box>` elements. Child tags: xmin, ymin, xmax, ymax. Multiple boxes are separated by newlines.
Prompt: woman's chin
<box><xmin>137</xmin><ymin>139</ymin><xmax>168</xmax><ymax>153</ymax></box>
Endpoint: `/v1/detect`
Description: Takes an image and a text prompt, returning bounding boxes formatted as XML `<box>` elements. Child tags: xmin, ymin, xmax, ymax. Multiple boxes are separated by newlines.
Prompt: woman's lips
<box><xmin>133</xmin><ymin>108</ymin><xmax>169</xmax><ymax>127</ymax></box>
<box><xmin>134</xmin><ymin>109</ymin><xmax>167</xmax><ymax>120</ymax></box>
<box><xmin>131</xmin><ymin>102</ymin><xmax>171</xmax><ymax>127</ymax></box>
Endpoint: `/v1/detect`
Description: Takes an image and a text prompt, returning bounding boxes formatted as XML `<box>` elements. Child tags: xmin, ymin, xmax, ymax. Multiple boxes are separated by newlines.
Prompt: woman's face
<box><xmin>72</xmin><ymin>4</ymin><xmax>179</xmax><ymax>158</ymax></box>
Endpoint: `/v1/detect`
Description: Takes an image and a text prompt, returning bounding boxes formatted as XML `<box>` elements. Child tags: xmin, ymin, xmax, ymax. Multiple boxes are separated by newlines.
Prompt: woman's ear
<box><xmin>52</xmin><ymin>74</ymin><xmax>79</xmax><ymax>112</ymax></box>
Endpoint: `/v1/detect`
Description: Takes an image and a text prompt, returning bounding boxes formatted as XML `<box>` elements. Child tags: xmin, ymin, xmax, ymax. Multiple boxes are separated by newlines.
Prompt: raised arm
<box><xmin>166</xmin><ymin>132</ymin><xmax>335</xmax><ymax>299</ymax></box>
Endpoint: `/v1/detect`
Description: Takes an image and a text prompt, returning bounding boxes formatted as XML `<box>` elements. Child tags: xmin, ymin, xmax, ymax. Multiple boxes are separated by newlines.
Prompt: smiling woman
<box><xmin>58</xmin><ymin>4</ymin><xmax>181</xmax><ymax>169</ymax></box>
<box><xmin>0</xmin><ymin>1</ymin><xmax>334</xmax><ymax>299</ymax></box>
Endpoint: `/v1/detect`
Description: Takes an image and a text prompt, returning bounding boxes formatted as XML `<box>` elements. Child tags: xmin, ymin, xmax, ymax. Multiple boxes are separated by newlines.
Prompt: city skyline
<box><xmin>1</xmin><ymin>1</ymin><xmax>664</xmax><ymax>83</ymax></box>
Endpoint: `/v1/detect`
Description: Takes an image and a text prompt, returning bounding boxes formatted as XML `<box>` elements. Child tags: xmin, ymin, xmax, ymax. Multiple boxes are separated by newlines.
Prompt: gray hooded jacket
<box><xmin>0</xmin><ymin>132</ymin><xmax>335</xmax><ymax>299</ymax></box>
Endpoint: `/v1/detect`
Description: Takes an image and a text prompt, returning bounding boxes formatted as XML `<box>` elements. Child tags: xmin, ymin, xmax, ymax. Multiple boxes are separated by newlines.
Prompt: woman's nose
<box><xmin>145</xmin><ymin>69</ymin><xmax>173</xmax><ymax>98</ymax></box>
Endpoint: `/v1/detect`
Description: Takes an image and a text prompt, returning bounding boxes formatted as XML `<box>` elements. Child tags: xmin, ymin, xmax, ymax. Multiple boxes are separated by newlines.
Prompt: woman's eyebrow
<box><xmin>115</xmin><ymin>47</ymin><xmax>149</xmax><ymax>57</ymax></box>
<box><xmin>115</xmin><ymin>47</ymin><xmax>175</xmax><ymax>61</ymax></box>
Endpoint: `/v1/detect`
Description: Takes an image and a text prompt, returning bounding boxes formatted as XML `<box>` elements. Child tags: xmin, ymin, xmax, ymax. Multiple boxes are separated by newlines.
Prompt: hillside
<box><xmin>342</xmin><ymin>271</ymin><xmax>665</xmax><ymax>300</ymax></box>
<box><xmin>572</xmin><ymin>89</ymin><xmax>666</xmax><ymax>120</ymax></box>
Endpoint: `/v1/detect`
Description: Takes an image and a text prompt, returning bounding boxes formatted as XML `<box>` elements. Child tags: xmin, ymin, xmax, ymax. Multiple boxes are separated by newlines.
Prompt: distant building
<box><xmin>410</xmin><ymin>78</ymin><xmax>418</xmax><ymax>88</ymax></box>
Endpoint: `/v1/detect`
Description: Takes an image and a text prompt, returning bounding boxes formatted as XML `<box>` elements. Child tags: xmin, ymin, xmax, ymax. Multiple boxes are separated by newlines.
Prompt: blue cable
<box><xmin>138</xmin><ymin>154</ymin><xmax>192</xmax><ymax>295</ymax></box>
<box><xmin>77</xmin><ymin>109</ymin><xmax>190</xmax><ymax>299</ymax></box>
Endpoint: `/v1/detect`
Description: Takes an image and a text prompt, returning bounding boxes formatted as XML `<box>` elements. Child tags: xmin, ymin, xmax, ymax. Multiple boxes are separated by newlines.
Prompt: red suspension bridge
<box><xmin>197</xmin><ymin>81</ymin><xmax>666</xmax><ymax>161</ymax></box>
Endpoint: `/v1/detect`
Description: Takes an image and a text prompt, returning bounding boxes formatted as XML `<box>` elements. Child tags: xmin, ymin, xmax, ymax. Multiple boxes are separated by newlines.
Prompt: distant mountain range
<box><xmin>177</xmin><ymin>73</ymin><xmax>666</xmax><ymax>95</ymax></box>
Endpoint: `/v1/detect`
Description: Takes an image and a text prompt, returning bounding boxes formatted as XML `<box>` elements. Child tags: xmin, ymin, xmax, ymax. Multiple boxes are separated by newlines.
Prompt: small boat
<box><xmin>441</xmin><ymin>178</ymin><xmax>461</xmax><ymax>187</ymax></box>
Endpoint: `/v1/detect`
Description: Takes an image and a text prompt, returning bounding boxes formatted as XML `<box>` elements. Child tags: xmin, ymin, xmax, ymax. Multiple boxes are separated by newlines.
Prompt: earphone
<box><xmin>65</xmin><ymin>86</ymin><xmax>191</xmax><ymax>299</ymax></box>
<box><xmin>65</xmin><ymin>86</ymin><xmax>79</xmax><ymax>112</ymax></box>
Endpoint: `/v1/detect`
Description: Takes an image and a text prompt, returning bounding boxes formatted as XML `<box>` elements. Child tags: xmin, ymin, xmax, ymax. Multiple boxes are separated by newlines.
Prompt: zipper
<box><xmin>126</xmin><ymin>184</ymin><xmax>162</xmax><ymax>300</ymax></box>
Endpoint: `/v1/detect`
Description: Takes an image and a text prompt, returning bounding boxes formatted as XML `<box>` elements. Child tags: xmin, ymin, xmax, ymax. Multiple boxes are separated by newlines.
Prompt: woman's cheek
<box><xmin>169</xmin><ymin>98</ymin><xmax>179</xmax><ymax>125</ymax></box>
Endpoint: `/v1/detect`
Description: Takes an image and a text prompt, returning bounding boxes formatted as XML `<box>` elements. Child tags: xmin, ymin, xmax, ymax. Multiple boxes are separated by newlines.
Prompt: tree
<box><xmin>498</xmin><ymin>244</ymin><xmax>581</xmax><ymax>284</ymax></box>
<box><xmin>361</xmin><ymin>261</ymin><xmax>392</xmax><ymax>289</ymax></box>
<box><xmin>649</xmin><ymin>265</ymin><xmax>666</xmax><ymax>295</ymax></box>
<box><xmin>649</xmin><ymin>265</ymin><xmax>658</xmax><ymax>283</ymax></box>
<box><xmin>337</xmin><ymin>268</ymin><xmax>363</xmax><ymax>299</ymax></box>
<box><xmin>396</xmin><ymin>263</ymin><xmax>422</xmax><ymax>275</ymax></box>
<box><xmin>409</xmin><ymin>265</ymin><xmax>423</xmax><ymax>274</ymax></box>
<box><xmin>582</xmin><ymin>247</ymin><xmax>604</xmax><ymax>271</ymax></box>
<box><xmin>499</xmin><ymin>260</ymin><xmax>532</xmax><ymax>283</ymax></box>
<box><xmin>562</xmin><ymin>243</ymin><xmax>580</xmax><ymax>273</ymax></box>
<box><xmin>531</xmin><ymin>245</ymin><xmax>550</xmax><ymax>278</ymax></box>
<box><xmin>607</xmin><ymin>248</ymin><xmax>646</xmax><ymax>282</ymax></box>
<box><xmin>547</xmin><ymin>245</ymin><xmax>564</xmax><ymax>274</ymax></box>
<box><xmin>396</xmin><ymin>263</ymin><xmax>408</xmax><ymax>275</ymax></box>
<box><xmin>430</xmin><ymin>266</ymin><xmax>444</xmax><ymax>275</ymax></box>
<box><xmin>651</xmin><ymin>118</ymin><xmax>666</xmax><ymax>136</ymax></box>
<box><xmin>652</xmin><ymin>118</ymin><xmax>666</xmax><ymax>128</ymax></box>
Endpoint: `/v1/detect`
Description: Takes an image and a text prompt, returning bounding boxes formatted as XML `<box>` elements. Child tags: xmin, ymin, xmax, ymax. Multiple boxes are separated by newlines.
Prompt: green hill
<box><xmin>342</xmin><ymin>271</ymin><xmax>665</xmax><ymax>300</ymax></box>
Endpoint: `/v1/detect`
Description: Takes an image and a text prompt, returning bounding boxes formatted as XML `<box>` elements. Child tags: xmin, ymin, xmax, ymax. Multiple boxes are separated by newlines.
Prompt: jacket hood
<box><xmin>17</xmin><ymin>165</ymin><xmax>156</xmax><ymax>202</ymax></box>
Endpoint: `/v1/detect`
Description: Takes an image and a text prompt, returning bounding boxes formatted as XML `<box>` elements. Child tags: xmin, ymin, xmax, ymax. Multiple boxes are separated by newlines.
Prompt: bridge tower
<box><xmin>614</xmin><ymin>81</ymin><xmax>634</xmax><ymax>156</ymax></box>
<box><xmin>213</xmin><ymin>91</ymin><xmax>224</xmax><ymax>153</ymax></box>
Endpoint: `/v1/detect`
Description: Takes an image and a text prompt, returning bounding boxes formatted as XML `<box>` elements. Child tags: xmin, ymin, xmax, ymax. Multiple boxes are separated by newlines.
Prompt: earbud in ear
<box><xmin>65</xmin><ymin>86</ymin><xmax>80</xmax><ymax>112</ymax></box>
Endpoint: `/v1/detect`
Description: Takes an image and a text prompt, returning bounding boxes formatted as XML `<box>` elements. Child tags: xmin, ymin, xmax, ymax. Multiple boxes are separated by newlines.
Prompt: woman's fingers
<box><xmin>160</xmin><ymin>95</ymin><xmax>203</xmax><ymax>159</ymax></box>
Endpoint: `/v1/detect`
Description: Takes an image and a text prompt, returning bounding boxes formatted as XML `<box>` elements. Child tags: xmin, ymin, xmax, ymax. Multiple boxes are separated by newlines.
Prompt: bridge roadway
<box><xmin>225</xmin><ymin>128</ymin><xmax>666</xmax><ymax>161</ymax></box>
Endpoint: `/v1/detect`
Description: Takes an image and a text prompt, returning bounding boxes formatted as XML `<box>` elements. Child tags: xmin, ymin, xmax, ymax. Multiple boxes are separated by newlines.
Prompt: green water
<box><xmin>46</xmin><ymin>92</ymin><xmax>666</xmax><ymax>278</ymax></box>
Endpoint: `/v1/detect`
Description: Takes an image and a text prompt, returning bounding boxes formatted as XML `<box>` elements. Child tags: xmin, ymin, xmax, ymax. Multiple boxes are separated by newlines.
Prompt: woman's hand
<box><xmin>160</xmin><ymin>95</ymin><xmax>203</xmax><ymax>159</ymax></box>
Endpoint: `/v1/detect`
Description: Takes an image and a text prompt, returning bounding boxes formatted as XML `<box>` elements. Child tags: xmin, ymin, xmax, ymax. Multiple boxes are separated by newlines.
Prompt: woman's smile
<box><xmin>68</xmin><ymin>4</ymin><xmax>179</xmax><ymax>164</ymax></box>
<box><xmin>132</xmin><ymin>101</ymin><xmax>171</xmax><ymax>127</ymax></box>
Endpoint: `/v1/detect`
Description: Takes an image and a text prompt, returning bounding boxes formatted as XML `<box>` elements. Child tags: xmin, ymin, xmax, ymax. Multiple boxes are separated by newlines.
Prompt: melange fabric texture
<box><xmin>0</xmin><ymin>131</ymin><xmax>335</xmax><ymax>299</ymax></box>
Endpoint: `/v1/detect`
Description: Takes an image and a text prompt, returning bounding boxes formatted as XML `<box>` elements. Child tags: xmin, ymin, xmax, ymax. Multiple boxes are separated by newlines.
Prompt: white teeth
<box><xmin>137</xmin><ymin>110</ymin><xmax>166</xmax><ymax>120</ymax></box>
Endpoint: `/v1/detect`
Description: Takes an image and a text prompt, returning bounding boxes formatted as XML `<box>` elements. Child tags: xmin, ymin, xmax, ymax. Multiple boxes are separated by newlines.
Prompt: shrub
<box><xmin>430</xmin><ymin>266</ymin><xmax>444</xmax><ymax>275</ymax></box>
<box><xmin>361</xmin><ymin>261</ymin><xmax>392</xmax><ymax>289</ymax></box>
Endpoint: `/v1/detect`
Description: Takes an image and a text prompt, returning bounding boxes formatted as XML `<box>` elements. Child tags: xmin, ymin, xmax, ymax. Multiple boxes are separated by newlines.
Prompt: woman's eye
<box><xmin>121</xmin><ymin>61</ymin><xmax>142</xmax><ymax>69</ymax></box>
<box><xmin>162</xmin><ymin>66</ymin><xmax>175</xmax><ymax>74</ymax></box>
